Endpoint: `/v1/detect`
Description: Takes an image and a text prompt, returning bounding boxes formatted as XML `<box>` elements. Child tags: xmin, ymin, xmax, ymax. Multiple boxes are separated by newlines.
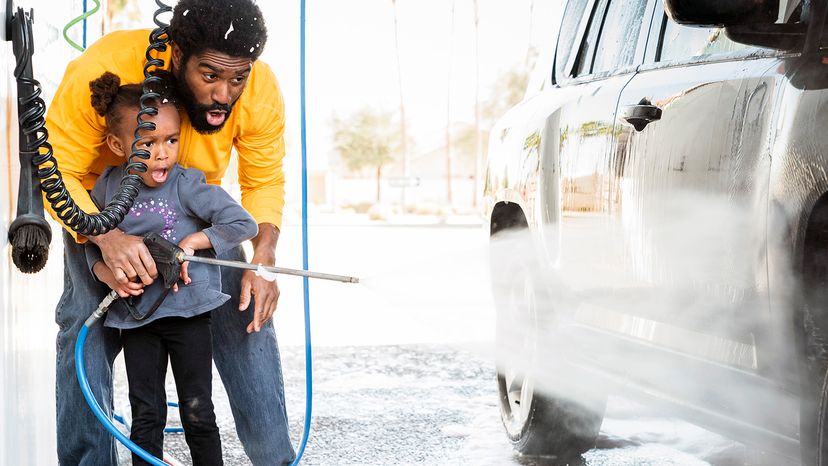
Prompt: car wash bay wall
<box><xmin>1</xmin><ymin>1</ymin><xmax>105</xmax><ymax>462</ymax></box>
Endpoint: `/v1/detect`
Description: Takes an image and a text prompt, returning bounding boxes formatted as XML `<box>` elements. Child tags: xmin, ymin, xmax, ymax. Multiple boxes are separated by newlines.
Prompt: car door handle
<box><xmin>622</xmin><ymin>99</ymin><xmax>662</xmax><ymax>132</ymax></box>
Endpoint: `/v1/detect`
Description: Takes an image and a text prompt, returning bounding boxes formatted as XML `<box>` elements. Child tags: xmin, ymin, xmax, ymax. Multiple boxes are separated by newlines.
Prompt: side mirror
<box><xmin>664</xmin><ymin>0</ymin><xmax>805</xmax><ymax>51</ymax></box>
<box><xmin>663</xmin><ymin>0</ymin><xmax>779</xmax><ymax>27</ymax></box>
<box><xmin>725</xmin><ymin>22</ymin><xmax>806</xmax><ymax>51</ymax></box>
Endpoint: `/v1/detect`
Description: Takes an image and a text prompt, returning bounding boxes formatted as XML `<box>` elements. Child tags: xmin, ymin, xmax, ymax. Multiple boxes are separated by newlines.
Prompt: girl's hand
<box><xmin>178</xmin><ymin>243</ymin><xmax>195</xmax><ymax>285</ymax></box>
<box><xmin>177</xmin><ymin>232</ymin><xmax>210</xmax><ymax>285</ymax></box>
<box><xmin>92</xmin><ymin>261</ymin><xmax>144</xmax><ymax>298</ymax></box>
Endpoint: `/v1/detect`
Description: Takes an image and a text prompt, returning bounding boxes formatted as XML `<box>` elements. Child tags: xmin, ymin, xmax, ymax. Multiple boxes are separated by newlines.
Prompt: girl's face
<box><xmin>108</xmin><ymin>104</ymin><xmax>181</xmax><ymax>187</ymax></box>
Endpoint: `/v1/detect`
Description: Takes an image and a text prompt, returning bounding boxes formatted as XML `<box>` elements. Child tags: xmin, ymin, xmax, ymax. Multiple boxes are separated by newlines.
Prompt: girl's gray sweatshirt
<box><xmin>85</xmin><ymin>164</ymin><xmax>258</xmax><ymax>329</ymax></box>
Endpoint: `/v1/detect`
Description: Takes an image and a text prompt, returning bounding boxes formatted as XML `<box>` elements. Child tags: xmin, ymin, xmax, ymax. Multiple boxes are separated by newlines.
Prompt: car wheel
<box><xmin>801</xmin><ymin>208</ymin><xmax>828</xmax><ymax>466</ymax></box>
<box><xmin>493</xmin><ymin>236</ymin><xmax>605</xmax><ymax>458</ymax></box>
<box><xmin>800</xmin><ymin>297</ymin><xmax>828</xmax><ymax>465</ymax></box>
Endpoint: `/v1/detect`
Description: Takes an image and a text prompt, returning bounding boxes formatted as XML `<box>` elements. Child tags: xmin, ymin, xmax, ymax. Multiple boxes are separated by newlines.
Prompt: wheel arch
<box><xmin>490</xmin><ymin>201</ymin><xmax>529</xmax><ymax>237</ymax></box>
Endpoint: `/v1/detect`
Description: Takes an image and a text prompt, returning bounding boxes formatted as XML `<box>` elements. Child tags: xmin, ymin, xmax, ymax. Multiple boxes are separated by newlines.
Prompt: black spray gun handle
<box><xmin>143</xmin><ymin>232</ymin><xmax>185</xmax><ymax>289</ymax></box>
<box><xmin>117</xmin><ymin>233</ymin><xmax>183</xmax><ymax>323</ymax></box>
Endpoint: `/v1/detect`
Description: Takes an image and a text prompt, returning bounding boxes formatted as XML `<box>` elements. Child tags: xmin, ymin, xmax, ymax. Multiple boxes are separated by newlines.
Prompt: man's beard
<box><xmin>176</xmin><ymin>68</ymin><xmax>236</xmax><ymax>135</ymax></box>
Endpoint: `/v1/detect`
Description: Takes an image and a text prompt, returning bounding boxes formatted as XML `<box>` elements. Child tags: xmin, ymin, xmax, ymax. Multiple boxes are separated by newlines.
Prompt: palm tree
<box><xmin>391</xmin><ymin>0</ymin><xmax>410</xmax><ymax>210</ymax></box>
<box><xmin>472</xmin><ymin>0</ymin><xmax>480</xmax><ymax>208</ymax></box>
<box><xmin>525</xmin><ymin>0</ymin><xmax>535</xmax><ymax>67</ymax></box>
<box><xmin>445</xmin><ymin>0</ymin><xmax>456</xmax><ymax>205</ymax></box>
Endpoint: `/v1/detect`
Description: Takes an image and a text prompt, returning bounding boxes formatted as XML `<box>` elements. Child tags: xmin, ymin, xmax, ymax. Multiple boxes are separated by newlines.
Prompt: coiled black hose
<box><xmin>12</xmin><ymin>0</ymin><xmax>172</xmax><ymax>238</ymax></box>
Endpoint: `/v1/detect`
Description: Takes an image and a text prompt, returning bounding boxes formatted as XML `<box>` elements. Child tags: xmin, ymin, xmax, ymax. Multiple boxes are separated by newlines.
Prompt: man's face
<box><xmin>173</xmin><ymin>47</ymin><xmax>253</xmax><ymax>134</ymax></box>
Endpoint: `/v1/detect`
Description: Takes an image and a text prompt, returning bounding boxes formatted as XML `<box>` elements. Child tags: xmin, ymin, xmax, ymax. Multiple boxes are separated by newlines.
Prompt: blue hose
<box><xmin>114</xmin><ymin>403</ymin><xmax>185</xmax><ymax>434</ymax></box>
<box><xmin>82</xmin><ymin>0</ymin><xmax>87</xmax><ymax>49</ymax></box>
<box><xmin>62</xmin><ymin>0</ymin><xmax>100</xmax><ymax>52</ymax></box>
<box><xmin>291</xmin><ymin>0</ymin><xmax>313</xmax><ymax>464</ymax></box>
<box><xmin>75</xmin><ymin>299</ymin><xmax>167</xmax><ymax>466</ymax></box>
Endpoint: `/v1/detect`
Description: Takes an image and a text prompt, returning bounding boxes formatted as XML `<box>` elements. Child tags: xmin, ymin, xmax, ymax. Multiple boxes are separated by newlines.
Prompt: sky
<box><xmin>256</xmin><ymin>0</ymin><xmax>558</xmax><ymax>167</ymax></box>
<box><xmin>26</xmin><ymin>0</ymin><xmax>560</xmax><ymax>201</ymax></box>
<box><xmin>97</xmin><ymin>0</ymin><xmax>561</xmax><ymax>168</ymax></box>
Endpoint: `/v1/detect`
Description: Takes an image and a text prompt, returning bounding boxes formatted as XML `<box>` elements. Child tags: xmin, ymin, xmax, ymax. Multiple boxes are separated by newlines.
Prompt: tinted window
<box><xmin>592</xmin><ymin>0</ymin><xmax>648</xmax><ymax>73</ymax></box>
<box><xmin>659</xmin><ymin>15</ymin><xmax>749</xmax><ymax>62</ymax></box>
<box><xmin>576</xmin><ymin>0</ymin><xmax>610</xmax><ymax>76</ymax></box>
<box><xmin>555</xmin><ymin>0</ymin><xmax>589</xmax><ymax>82</ymax></box>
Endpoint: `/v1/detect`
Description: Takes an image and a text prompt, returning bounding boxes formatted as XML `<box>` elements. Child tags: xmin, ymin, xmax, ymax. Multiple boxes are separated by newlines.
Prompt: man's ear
<box><xmin>171</xmin><ymin>43</ymin><xmax>183</xmax><ymax>72</ymax></box>
<box><xmin>106</xmin><ymin>134</ymin><xmax>127</xmax><ymax>158</ymax></box>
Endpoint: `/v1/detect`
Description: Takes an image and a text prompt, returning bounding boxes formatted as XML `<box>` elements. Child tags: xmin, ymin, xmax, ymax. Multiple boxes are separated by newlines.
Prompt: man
<box><xmin>46</xmin><ymin>0</ymin><xmax>295</xmax><ymax>464</ymax></box>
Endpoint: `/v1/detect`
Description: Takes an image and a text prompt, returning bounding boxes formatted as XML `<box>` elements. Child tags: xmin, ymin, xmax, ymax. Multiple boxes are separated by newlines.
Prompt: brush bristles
<box><xmin>10</xmin><ymin>224</ymin><xmax>50</xmax><ymax>273</ymax></box>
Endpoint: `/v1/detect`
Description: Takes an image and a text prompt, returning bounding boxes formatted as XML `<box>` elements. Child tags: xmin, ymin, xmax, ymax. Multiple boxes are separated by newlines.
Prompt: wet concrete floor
<box><xmin>110</xmin><ymin>222</ymin><xmax>794</xmax><ymax>465</ymax></box>
<box><xmin>114</xmin><ymin>343</ymin><xmax>793</xmax><ymax>466</ymax></box>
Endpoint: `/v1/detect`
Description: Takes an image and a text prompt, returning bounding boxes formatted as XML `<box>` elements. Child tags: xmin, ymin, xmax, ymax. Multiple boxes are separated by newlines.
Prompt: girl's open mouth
<box><xmin>151</xmin><ymin>168</ymin><xmax>168</xmax><ymax>184</ymax></box>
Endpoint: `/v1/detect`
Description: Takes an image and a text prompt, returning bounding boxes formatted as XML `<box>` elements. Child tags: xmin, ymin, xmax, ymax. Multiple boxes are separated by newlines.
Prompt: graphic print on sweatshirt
<box><xmin>131</xmin><ymin>198</ymin><xmax>180</xmax><ymax>242</ymax></box>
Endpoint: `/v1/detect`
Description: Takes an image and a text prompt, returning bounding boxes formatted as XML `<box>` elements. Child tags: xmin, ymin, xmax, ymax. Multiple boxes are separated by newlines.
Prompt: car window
<box><xmin>591</xmin><ymin>0</ymin><xmax>648</xmax><ymax>73</ymax></box>
<box><xmin>658</xmin><ymin>15</ymin><xmax>750</xmax><ymax>62</ymax></box>
<box><xmin>576</xmin><ymin>0</ymin><xmax>610</xmax><ymax>76</ymax></box>
<box><xmin>554</xmin><ymin>0</ymin><xmax>590</xmax><ymax>82</ymax></box>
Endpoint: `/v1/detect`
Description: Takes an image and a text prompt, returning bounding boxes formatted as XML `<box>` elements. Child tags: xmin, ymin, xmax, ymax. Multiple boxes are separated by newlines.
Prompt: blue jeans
<box><xmin>56</xmin><ymin>231</ymin><xmax>296</xmax><ymax>465</ymax></box>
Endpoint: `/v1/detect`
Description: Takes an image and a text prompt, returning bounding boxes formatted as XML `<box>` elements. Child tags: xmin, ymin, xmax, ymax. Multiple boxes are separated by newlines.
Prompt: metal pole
<box><xmin>179</xmin><ymin>254</ymin><xmax>360</xmax><ymax>284</ymax></box>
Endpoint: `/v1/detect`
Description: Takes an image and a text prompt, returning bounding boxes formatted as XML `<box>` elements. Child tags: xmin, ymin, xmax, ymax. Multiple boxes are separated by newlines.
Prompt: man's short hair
<box><xmin>169</xmin><ymin>0</ymin><xmax>267</xmax><ymax>62</ymax></box>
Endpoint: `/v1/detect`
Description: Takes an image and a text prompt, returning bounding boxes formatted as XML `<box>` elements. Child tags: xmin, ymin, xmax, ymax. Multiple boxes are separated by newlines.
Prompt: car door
<box><xmin>603</xmin><ymin>2</ymin><xmax>797</xmax><ymax>440</ymax></box>
<box><xmin>548</xmin><ymin>0</ymin><xmax>653</xmax><ymax>288</ymax></box>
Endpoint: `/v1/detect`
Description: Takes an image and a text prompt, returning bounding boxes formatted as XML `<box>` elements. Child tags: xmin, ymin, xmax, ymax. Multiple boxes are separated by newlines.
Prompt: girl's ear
<box><xmin>106</xmin><ymin>133</ymin><xmax>127</xmax><ymax>158</ymax></box>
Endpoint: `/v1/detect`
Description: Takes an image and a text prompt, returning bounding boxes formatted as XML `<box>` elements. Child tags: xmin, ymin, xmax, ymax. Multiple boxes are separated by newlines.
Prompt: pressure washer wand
<box><xmin>178</xmin><ymin>253</ymin><xmax>360</xmax><ymax>284</ymax></box>
<box><xmin>143</xmin><ymin>232</ymin><xmax>359</xmax><ymax>286</ymax></box>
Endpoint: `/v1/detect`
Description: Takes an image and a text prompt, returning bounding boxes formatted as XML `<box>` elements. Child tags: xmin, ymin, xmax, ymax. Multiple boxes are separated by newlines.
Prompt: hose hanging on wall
<box><xmin>6</xmin><ymin>0</ymin><xmax>172</xmax><ymax>273</ymax></box>
<box><xmin>8</xmin><ymin>5</ymin><xmax>50</xmax><ymax>273</ymax></box>
<box><xmin>62</xmin><ymin>0</ymin><xmax>99</xmax><ymax>52</ymax></box>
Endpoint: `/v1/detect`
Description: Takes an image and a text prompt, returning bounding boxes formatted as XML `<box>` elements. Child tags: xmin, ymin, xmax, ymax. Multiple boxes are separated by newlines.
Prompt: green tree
<box><xmin>482</xmin><ymin>65</ymin><xmax>531</xmax><ymax>125</ymax></box>
<box><xmin>453</xmin><ymin>65</ymin><xmax>531</xmax><ymax>168</ymax></box>
<box><xmin>332</xmin><ymin>107</ymin><xmax>398</xmax><ymax>202</ymax></box>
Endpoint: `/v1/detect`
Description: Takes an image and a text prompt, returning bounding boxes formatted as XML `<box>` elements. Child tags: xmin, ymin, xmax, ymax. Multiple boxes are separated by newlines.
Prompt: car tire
<box><xmin>801</xmin><ymin>205</ymin><xmax>828</xmax><ymax>466</ymax></box>
<box><xmin>800</xmin><ymin>297</ymin><xmax>828</xmax><ymax>466</ymax></box>
<box><xmin>497</xmin><ymin>373</ymin><xmax>605</xmax><ymax>458</ymax></box>
<box><xmin>492</xmin><ymin>230</ymin><xmax>605</xmax><ymax>459</ymax></box>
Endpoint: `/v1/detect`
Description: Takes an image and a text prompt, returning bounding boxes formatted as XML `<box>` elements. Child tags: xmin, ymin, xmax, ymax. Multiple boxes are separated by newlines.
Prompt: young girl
<box><xmin>85</xmin><ymin>71</ymin><xmax>258</xmax><ymax>465</ymax></box>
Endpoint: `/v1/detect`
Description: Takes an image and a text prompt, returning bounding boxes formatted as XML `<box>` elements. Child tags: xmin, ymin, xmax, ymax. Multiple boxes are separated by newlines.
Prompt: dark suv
<box><xmin>485</xmin><ymin>0</ymin><xmax>828</xmax><ymax>463</ymax></box>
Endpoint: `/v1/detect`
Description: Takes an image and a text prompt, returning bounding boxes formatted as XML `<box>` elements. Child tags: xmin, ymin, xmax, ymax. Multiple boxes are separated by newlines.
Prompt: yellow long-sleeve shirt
<box><xmin>45</xmin><ymin>29</ymin><xmax>285</xmax><ymax>242</ymax></box>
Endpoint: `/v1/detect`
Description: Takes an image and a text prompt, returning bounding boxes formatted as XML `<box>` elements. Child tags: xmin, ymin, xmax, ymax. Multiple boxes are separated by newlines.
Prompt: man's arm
<box><xmin>234</xmin><ymin>61</ymin><xmax>287</xmax><ymax>333</ymax></box>
<box><xmin>46</xmin><ymin>31</ymin><xmax>159</xmax><ymax>285</ymax></box>
<box><xmin>46</xmin><ymin>56</ymin><xmax>111</xmax><ymax>239</ymax></box>
<box><xmin>251</xmin><ymin>223</ymin><xmax>279</xmax><ymax>266</ymax></box>
<box><xmin>238</xmin><ymin>223</ymin><xmax>280</xmax><ymax>332</ymax></box>
<box><xmin>83</xmin><ymin>167</ymin><xmax>157</xmax><ymax>285</ymax></box>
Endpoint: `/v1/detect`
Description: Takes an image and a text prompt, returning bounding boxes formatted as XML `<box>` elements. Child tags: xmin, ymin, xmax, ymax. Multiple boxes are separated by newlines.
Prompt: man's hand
<box><xmin>88</xmin><ymin>228</ymin><xmax>157</xmax><ymax>286</ymax></box>
<box><xmin>92</xmin><ymin>261</ymin><xmax>145</xmax><ymax>298</ymax></box>
<box><xmin>239</xmin><ymin>224</ymin><xmax>280</xmax><ymax>333</ymax></box>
